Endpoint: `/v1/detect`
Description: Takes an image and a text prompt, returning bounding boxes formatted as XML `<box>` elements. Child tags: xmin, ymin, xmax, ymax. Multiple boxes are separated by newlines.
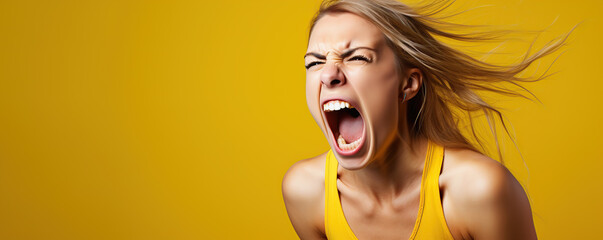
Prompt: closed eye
<box><xmin>348</xmin><ymin>55</ymin><xmax>371</xmax><ymax>62</ymax></box>
<box><xmin>305</xmin><ymin>61</ymin><xmax>324</xmax><ymax>69</ymax></box>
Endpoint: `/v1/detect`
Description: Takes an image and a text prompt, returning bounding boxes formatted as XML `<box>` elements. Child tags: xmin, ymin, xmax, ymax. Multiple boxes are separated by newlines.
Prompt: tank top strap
<box><xmin>325</xmin><ymin>150</ymin><xmax>358</xmax><ymax>240</ymax></box>
<box><xmin>412</xmin><ymin>141</ymin><xmax>455</xmax><ymax>239</ymax></box>
<box><xmin>324</xmin><ymin>150</ymin><xmax>358</xmax><ymax>240</ymax></box>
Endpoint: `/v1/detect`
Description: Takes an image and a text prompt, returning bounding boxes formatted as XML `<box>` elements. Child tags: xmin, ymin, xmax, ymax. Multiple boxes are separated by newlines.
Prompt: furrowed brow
<box><xmin>304</xmin><ymin>52</ymin><xmax>326</xmax><ymax>59</ymax></box>
<box><xmin>340</xmin><ymin>47</ymin><xmax>375</xmax><ymax>58</ymax></box>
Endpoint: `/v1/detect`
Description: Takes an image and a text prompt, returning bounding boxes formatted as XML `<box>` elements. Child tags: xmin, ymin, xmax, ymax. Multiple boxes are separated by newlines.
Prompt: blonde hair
<box><xmin>309</xmin><ymin>0</ymin><xmax>571</xmax><ymax>161</ymax></box>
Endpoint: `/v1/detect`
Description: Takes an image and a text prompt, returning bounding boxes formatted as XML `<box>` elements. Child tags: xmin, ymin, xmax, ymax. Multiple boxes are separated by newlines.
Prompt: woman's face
<box><xmin>305</xmin><ymin>12</ymin><xmax>403</xmax><ymax>169</ymax></box>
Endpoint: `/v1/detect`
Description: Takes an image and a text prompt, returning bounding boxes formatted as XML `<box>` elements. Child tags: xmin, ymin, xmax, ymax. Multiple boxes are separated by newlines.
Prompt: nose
<box><xmin>320</xmin><ymin>62</ymin><xmax>346</xmax><ymax>88</ymax></box>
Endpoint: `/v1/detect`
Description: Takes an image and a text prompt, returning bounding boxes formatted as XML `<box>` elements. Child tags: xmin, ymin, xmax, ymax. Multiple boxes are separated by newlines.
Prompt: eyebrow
<box><xmin>303</xmin><ymin>47</ymin><xmax>376</xmax><ymax>59</ymax></box>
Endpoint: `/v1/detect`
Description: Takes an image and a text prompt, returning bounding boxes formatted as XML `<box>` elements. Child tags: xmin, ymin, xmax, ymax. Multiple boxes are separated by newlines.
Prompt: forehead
<box><xmin>308</xmin><ymin>12</ymin><xmax>385</xmax><ymax>52</ymax></box>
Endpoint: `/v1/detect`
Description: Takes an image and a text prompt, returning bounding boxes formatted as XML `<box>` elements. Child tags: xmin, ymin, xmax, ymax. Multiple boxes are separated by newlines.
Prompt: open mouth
<box><xmin>323</xmin><ymin>100</ymin><xmax>365</xmax><ymax>154</ymax></box>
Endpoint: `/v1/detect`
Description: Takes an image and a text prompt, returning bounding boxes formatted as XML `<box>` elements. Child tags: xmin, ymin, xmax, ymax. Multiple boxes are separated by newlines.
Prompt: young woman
<box><xmin>283</xmin><ymin>0</ymin><xmax>565</xmax><ymax>239</ymax></box>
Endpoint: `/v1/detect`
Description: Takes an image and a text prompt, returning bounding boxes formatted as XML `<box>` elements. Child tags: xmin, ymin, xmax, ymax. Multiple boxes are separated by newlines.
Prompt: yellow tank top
<box><xmin>324</xmin><ymin>141</ymin><xmax>454</xmax><ymax>239</ymax></box>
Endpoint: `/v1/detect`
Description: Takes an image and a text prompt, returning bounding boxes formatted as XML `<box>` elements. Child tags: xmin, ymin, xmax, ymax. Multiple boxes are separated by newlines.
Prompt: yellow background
<box><xmin>0</xmin><ymin>0</ymin><xmax>601</xmax><ymax>239</ymax></box>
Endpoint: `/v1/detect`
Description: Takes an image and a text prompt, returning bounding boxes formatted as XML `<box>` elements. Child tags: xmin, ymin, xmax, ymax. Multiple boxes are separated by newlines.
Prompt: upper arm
<box><xmin>282</xmin><ymin>157</ymin><xmax>326</xmax><ymax>240</ymax></box>
<box><xmin>444</xmin><ymin>152</ymin><xmax>537</xmax><ymax>240</ymax></box>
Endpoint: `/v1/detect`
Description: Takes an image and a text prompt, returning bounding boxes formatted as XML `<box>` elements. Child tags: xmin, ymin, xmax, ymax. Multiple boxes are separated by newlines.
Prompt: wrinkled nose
<box><xmin>320</xmin><ymin>62</ymin><xmax>346</xmax><ymax>88</ymax></box>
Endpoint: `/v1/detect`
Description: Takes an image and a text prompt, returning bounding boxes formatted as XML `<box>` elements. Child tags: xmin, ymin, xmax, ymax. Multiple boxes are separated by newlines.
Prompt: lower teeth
<box><xmin>337</xmin><ymin>134</ymin><xmax>361</xmax><ymax>151</ymax></box>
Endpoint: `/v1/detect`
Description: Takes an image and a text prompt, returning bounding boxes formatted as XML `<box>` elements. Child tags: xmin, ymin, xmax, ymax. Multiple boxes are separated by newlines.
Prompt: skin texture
<box><xmin>282</xmin><ymin>12</ymin><xmax>537</xmax><ymax>240</ymax></box>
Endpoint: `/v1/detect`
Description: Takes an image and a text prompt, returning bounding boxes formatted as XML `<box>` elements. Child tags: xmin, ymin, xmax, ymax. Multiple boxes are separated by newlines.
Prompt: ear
<box><xmin>399</xmin><ymin>68</ymin><xmax>423</xmax><ymax>102</ymax></box>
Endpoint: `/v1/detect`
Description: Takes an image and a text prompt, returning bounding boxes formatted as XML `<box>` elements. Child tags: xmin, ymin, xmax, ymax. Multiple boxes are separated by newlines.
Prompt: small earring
<box><xmin>401</xmin><ymin>92</ymin><xmax>407</xmax><ymax>103</ymax></box>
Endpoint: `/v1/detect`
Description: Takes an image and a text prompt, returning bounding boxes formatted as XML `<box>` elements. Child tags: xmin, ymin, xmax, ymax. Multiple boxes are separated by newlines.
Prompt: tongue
<box><xmin>339</xmin><ymin>112</ymin><xmax>364</xmax><ymax>143</ymax></box>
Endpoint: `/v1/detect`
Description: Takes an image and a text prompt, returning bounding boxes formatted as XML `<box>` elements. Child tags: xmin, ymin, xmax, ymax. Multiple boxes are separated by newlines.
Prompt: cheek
<box><xmin>366</xmin><ymin>83</ymin><xmax>399</xmax><ymax>127</ymax></box>
<box><xmin>356</xmin><ymin>64</ymin><xmax>400</xmax><ymax>133</ymax></box>
<box><xmin>305</xmin><ymin>74</ymin><xmax>322</xmax><ymax>125</ymax></box>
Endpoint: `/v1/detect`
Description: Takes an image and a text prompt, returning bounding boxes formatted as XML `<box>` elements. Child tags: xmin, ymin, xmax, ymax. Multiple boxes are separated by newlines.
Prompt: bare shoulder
<box><xmin>441</xmin><ymin>148</ymin><xmax>513</xmax><ymax>202</ymax></box>
<box><xmin>282</xmin><ymin>152</ymin><xmax>327</xmax><ymax>204</ymax></box>
<box><xmin>441</xmin><ymin>148</ymin><xmax>537</xmax><ymax>240</ymax></box>
<box><xmin>282</xmin><ymin>152</ymin><xmax>328</xmax><ymax>239</ymax></box>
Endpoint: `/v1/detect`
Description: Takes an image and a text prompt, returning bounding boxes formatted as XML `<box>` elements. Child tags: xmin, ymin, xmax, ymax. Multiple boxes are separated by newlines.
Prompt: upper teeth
<box><xmin>323</xmin><ymin>100</ymin><xmax>353</xmax><ymax>112</ymax></box>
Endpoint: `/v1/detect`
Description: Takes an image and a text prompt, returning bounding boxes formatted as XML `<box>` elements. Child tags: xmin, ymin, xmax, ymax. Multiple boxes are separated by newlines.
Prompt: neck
<box><xmin>339</xmin><ymin>105</ymin><xmax>429</xmax><ymax>202</ymax></box>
